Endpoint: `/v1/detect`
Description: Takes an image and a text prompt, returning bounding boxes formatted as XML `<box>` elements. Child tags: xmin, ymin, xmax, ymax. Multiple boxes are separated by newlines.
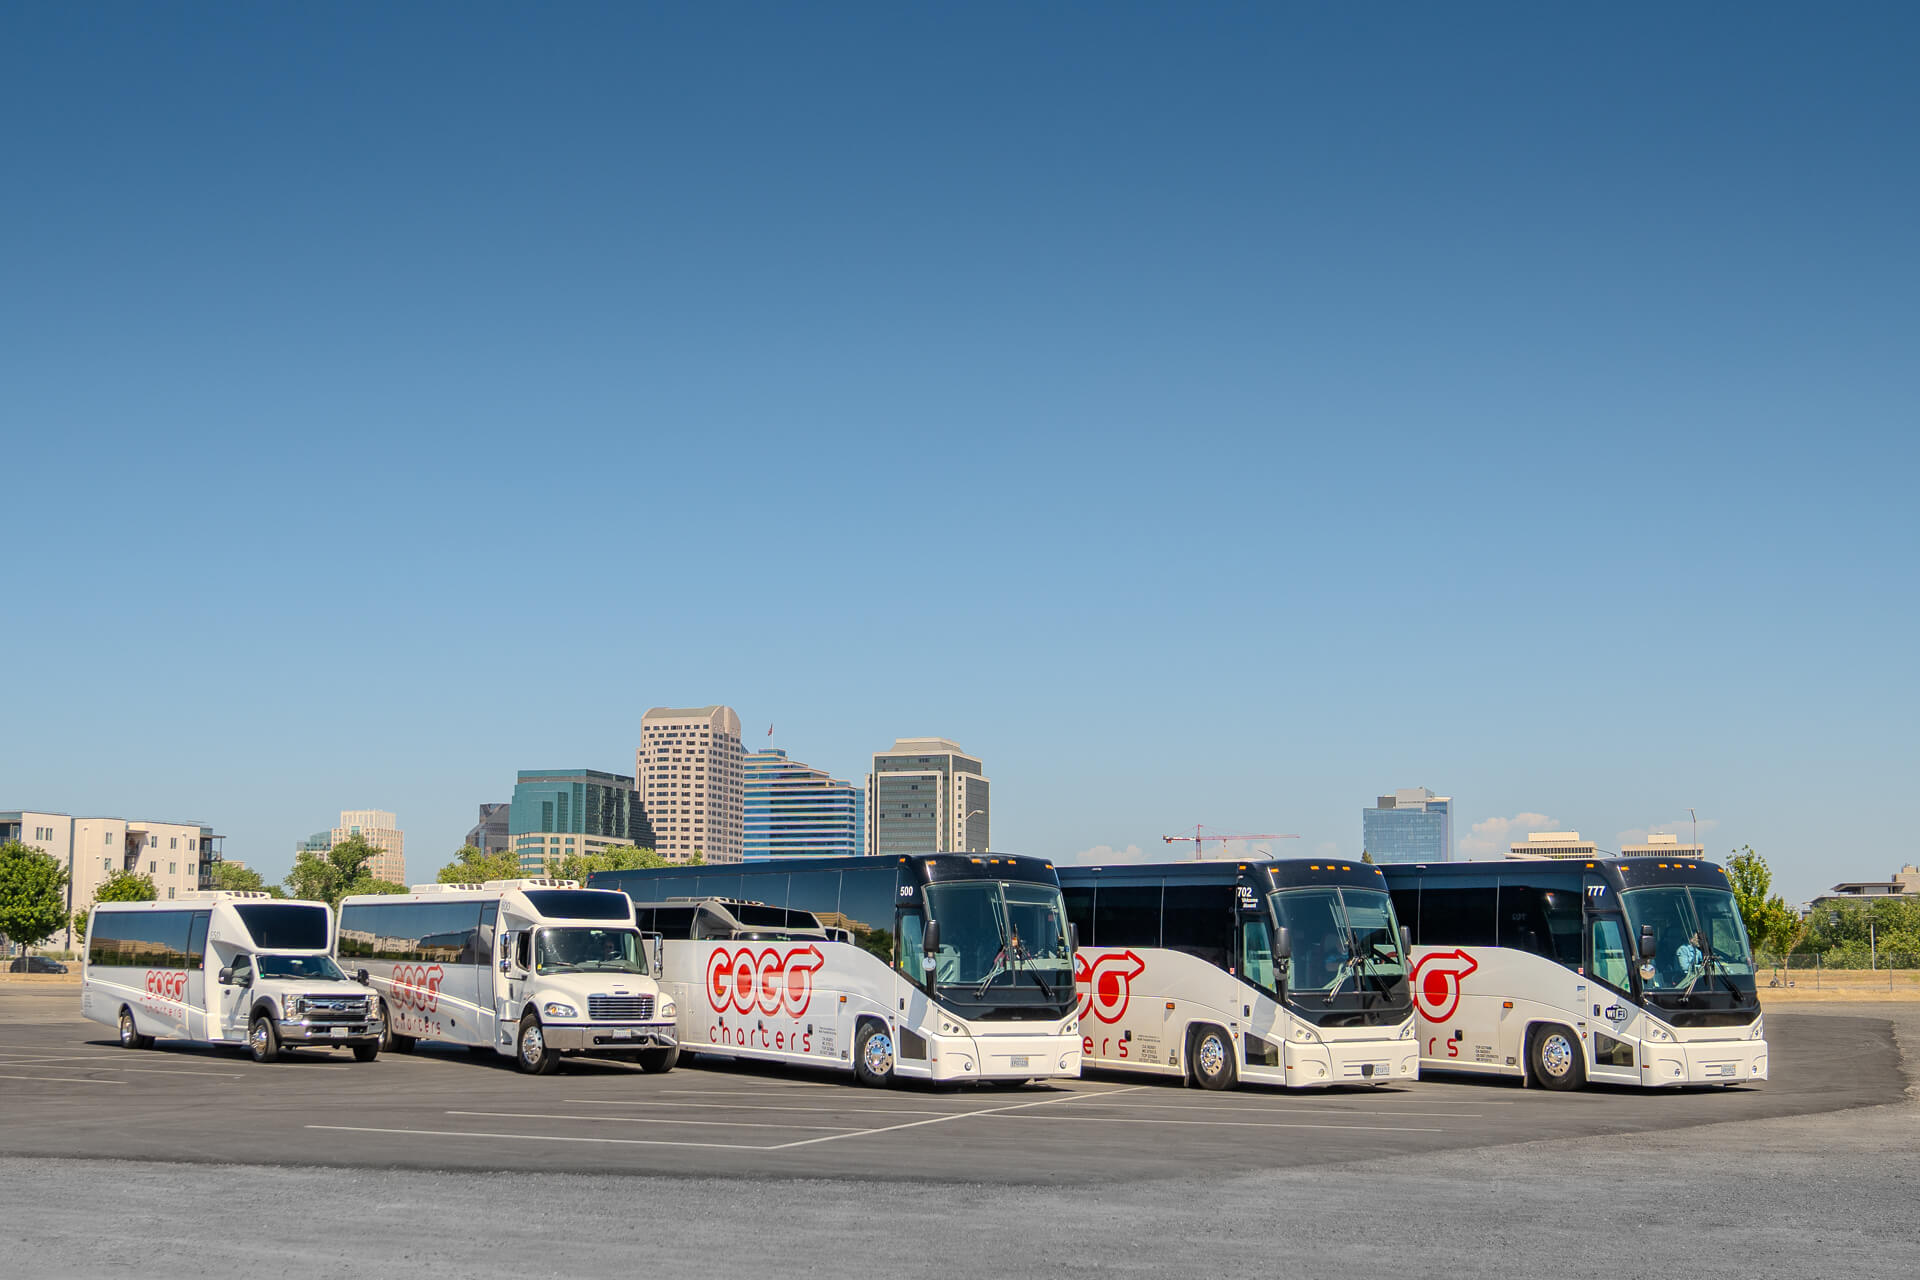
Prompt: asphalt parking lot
<box><xmin>0</xmin><ymin>986</ymin><xmax>1903</xmax><ymax>1181</ymax></box>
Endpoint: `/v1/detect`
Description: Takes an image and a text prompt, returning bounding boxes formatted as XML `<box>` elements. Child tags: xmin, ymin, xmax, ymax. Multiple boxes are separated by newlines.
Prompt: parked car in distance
<box><xmin>8</xmin><ymin>956</ymin><xmax>69</xmax><ymax>974</ymax></box>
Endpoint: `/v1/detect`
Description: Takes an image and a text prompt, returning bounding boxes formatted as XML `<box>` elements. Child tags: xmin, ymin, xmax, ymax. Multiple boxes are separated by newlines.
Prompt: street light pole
<box><xmin>1688</xmin><ymin>807</ymin><xmax>1697</xmax><ymax>852</ymax></box>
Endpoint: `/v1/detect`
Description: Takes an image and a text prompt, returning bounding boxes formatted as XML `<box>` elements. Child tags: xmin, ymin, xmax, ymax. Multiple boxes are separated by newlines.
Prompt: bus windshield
<box><xmin>534</xmin><ymin>927</ymin><xmax>650</xmax><ymax>976</ymax></box>
<box><xmin>257</xmin><ymin>953</ymin><xmax>347</xmax><ymax>982</ymax></box>
<box><xmin>1624</xmin><ymin>886</ymin><xmax>1755</xmax><ymax>992</ymax></box>
<box><xmin>1269</xmin><ymin>887</ymin><xmax>1410</xmax><ymax>1005</ymax></box>
<box><xmin>922</xmin><ymin>880</ymin><xmax>1074</xmax><ymax>999</ymax></box>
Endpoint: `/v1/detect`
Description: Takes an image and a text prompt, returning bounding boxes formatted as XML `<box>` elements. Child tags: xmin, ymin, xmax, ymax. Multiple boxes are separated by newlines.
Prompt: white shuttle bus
<box><xmin>335</xmin><ymin>879</ymin><xmax>677</xmax><ymax>1075</ymax></box>
<box><xmin>1058</xmin><ymin>861</ymin><xmax>1418</xmax><ymax>1089</ymax></box>
<box><xmin>82</xmin><ymin>892</ymin><xmax>383</xmax><ymax>1063</ymax></box>
<box><xmin>591</xmin><ymin>854</ymin><xmax>1082</xmax><ymax>1087</ymax></box>
<box><xmin>1380</xmin><ymin>858</ymin><xmax>1767</xmax><ymax>1090</ymax></box>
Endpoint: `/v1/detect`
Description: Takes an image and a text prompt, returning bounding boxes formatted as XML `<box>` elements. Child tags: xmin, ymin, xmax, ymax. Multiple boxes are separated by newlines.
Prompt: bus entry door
<box><xmin>1582</xmin><ymin>896</ymin><xmax>1641</xmax><ymax>1087</ymax></box>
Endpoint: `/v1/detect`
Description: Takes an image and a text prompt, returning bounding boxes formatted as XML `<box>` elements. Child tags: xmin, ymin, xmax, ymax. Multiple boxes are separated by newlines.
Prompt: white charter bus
<box><xmin>1058</xmin><ymin>861</ymin><xmax>1417</xmax><ymax>1089</ymax></box>
<box><xmin>591</xmin><ymin>853</ymin><xmax>1082</xmax><ymax>1087</ymax></box>
<box><xmin>335</xmin><ymin>879</ymin><xmax>677</xmax><ymax>1075</ymax></box>
<box><xmin>82</xmin><ymin>893</ymin><xmax>383</xmax><ymax>1062</ymax></box>
<box><xmin>1380</xmin><ymin>858</ymin><xmax>1768</xmax><ymax>1090</ymax></box>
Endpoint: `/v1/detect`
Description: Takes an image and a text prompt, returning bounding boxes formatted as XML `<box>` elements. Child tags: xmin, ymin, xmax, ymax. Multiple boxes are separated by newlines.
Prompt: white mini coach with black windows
<box><xmin>1381</xmin><ymin>858</ymin><xmax>1768</xmax><ymax>1090</ymax></box>
<box><xmin>81</xmin><ymin>892</ymin><xmax>382</xmax><ymax>1062</ymax></box>
<box><xmin>1059</xmin><ymin>860</ymin><xmax>1418</xmax><ymax>1089</ymax></box>
<box><xmin>334</xmin><ymin>879</ymin><xmax>677</xmax><ymax>1074</ymax></box>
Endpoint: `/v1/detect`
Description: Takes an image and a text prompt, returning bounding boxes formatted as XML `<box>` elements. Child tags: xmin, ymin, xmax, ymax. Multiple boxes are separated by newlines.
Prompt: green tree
<box><xmin>546</xmin><ymin>844</ymin><xmax>669</xmax><ymax>882</ymax></box>
<box><xmin>1361</xmin><ymin>850</ymin><xmax>1375</xmax><ymax>865</ymax></box>
<box><xmin>0</xmin><ymin>840</ymin><xmax>72</xmax><ymax>951</ymax></box>
<box><xmin>437</xmin><ymin>843</ymin><xmax>522</xmax><ymax>885</ymax></box>
<box><xmin>208</xmin><ymin>862</ymin><xmax>284</xmax><ymax>896</ymax></box>
<box><xmin>285</xmin><ymin>833</ymin><xmax>402</xmax><ymax>907</ymax></box>
<box><xmin>1726</xmin><ymin>846</ymin><xmax>1797</xmax><ymax>958</ymax></box>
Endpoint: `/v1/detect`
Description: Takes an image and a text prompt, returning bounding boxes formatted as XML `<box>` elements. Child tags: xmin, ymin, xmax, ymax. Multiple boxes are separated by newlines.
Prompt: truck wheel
<box><xmin>1190</xmin><ymin>1025</ymin><xmax>1238</xmax><ymax>1091</ymax></box>
<box><xmin>117</xmin><ymin>1006</ymin><xmax>152</xmax><ymax>1050</ymax></box>
<box><xmin>854</xmin><ymin>1021</ymin><xmax>895</xmax><ymax>1087</ymax></box>
<box><xmin>352</xmin><ymin>1042</ymin><xmax>380</xmax><ymax>1063</ymax></box>
<box><xmin>516</xmin><ymin>1015</ymin><xmax>559</xmax><ymax>1075</ymax></box>
<box><xmin>379</xmin><ymin>1004</ymin><xmax>415</xmax><ymax>1054</ymax></box>
<box><xmin>248</xmin><ymin>1015</ymin><xmax>282</xmax><ymax>1063</ymax></box>
<box><xmin>1530</xmin><ymin>1024</ymin><xmax>1585</xmax><ymax>1091</ymax></box>
<box><xmin>637</xmin><ymin>1046</ymin><xmax>679</xmax><ymax>1074</ymax></box>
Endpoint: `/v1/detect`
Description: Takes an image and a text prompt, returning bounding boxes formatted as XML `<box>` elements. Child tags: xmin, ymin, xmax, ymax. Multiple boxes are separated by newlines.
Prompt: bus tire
<box><xmin>352</xmin><ymin>1042</ymin><xmax>380</xmax><ymax>1063</ymax></box>
<box><xmin>854</xmin><ymin>1020</ymin><xmax>895</xmax><ymax>1087</ymax></box>
<box><xmin>1190</xmin><ymin>1024</ymin><xmax>1237</xmax><ymax>1091</ymax></box>
<box><xmin>516</xmin><ymin>1015</ymin><xmax>559</xmax><ymax>1075</ymax></box>
<box><xmin>637</xmin><ymin>1046</ymin><xmax>679</xmax><ymax>1074</ymax></box>
<box><xmin>1529</xmin><ymin>1023</ymin><xmax>1585</xmax><ymax>1091</ymax></box>
<box><xmin>379</xmin><ymin>1005</ymin><xmax>415</xmax><ymax>1054</ymax></box>
<box><xmin>117</xmin><ymin>1006</ymin><xmax>151</xmax><ymax>1050</ymax></box>
<box><xmin>248</xmin><ymin>1015</ymin><xmax>282</xmax><ymax>1063</ymax></box>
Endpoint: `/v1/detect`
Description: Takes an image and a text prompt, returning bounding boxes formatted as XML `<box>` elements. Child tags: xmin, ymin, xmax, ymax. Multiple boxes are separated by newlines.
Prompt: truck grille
<box><xmin>588</xmin><ymin>994</ymin><xmax>655</xmax><ymax>1020</ymax></box>
<box><xmin>304</xmin><ymin>996</ymin><xmax>371</xmax><ymax>1021</ymax></box>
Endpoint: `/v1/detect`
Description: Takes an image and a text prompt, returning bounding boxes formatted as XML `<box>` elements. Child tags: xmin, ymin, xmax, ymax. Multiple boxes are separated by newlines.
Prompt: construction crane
<box><xmin>1162</xmin><ymin>825</ymin><xmax>1300</xmax><ymax>861</ymax></box>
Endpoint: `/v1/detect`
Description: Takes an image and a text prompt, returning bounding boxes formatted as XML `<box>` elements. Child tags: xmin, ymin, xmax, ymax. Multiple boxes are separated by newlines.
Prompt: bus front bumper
<box><xmin>1645</xmin><ymin>1040</ymin><xmax>1768</xmax><ymax>1086</ymax></box>
<box><xmin>544</xmin><ymin>1023</ymin><xmax>678</xmax><ymax>1053</ymax></box>
<box><xmin>1282</xmin><ymin>1038</ymin><xmax>1420</xmax><ymax>1087</ymax></box>
<box><xmin>928</xmin><ymin>1032</ymin><xmax>1081</xmax><ymax>1082</ymax></box>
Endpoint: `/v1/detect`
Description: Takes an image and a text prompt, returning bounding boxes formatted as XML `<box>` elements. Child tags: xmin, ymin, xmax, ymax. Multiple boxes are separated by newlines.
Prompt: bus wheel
<box><xmin>248</xmin><ymin>1015</ymin><xmax>282</xmax><ymax>1063</ymax></box>
<box><xmin>117</xmin><ymin>1007</ymin><xmax>151</xmax><ymax>1050</ymax></box>
<box><xmin>1190</xmin><ymin>1025</ymin><xmax>1237</xmax><ymax>1091</ymax></box>
<box><xmin>379</xmin><ymin>1006</ymin><xmax>415</xmax><ymax>1054</ymax></box>
<box><xmin>516</xmin><ymin>1015</ymin><xmax>559</xmax><ymax>1075</ymax></box>
<box><xmin>352</xmin><ymin>1043</ymin><xmax>380</xmax><ymax>1063</ymax></box>
<box><xmin>637</xmin><ymin>1046</ymin><xmax>679</xmax><ymax>1074</ymax></box>
<box><xmin>855</xmin><ymin>1021</ymin><xmax>895</xmax><ymax>1087</ymax></box>
<box><xmin>1530</xmin><ymin>1024</ymin><xmax>1585</xmax><ymax>1091</ymax></box>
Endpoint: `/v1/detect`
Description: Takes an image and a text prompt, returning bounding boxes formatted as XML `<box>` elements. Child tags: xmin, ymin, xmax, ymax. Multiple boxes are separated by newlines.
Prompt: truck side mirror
<box><xmin>355</xmin><ymin>968</ymin><xmax>371</xmax><ymax>987</ymax></box>
<box><xmin>922</xmin><ymin>920</ymin><xmax>941</xmax><ymax>956</ymax></box>
<box><xmin>217</xmin><ymin>966</ymin><xmax>234</xmax><ymax>985</ymax></box>
<box><xmin>499</xmin><ymin>930</ymin><xmax>518</xmax><ymax>973</ymax></box>
<box><xmin>652</xmin><ymin>935</ymin><xmax>664</xmax><ymax>974</ymax></box>
<box><xmin>1274</xmin><ymin>926</ymin><xmax>1292</xmax><ymax>960</ymax></box>
<box><xmin>1638</xmin><ymin>925</ymin><xmax>1657</xmax><ymax>961</ymax></box>
<box><xmin>1400</xmin><ymin>926</ymin><xmax>1413</xmax><ymax>955</ymax></box>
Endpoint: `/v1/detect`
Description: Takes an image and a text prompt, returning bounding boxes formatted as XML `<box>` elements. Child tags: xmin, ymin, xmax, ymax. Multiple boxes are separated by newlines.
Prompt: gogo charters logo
<box><xmin>1074</xmin><ymin>950</ymin><xmax>1146</xmax><ymax>1024</ymax></box>
<box><xmin>390</xmin><ymin>963</ymin><xmax>444</xmax><ymax>1013</ymax></box>
<box><xmin>1411</xmin><ymin>949</ymin><xmax>1479</xmax><ymax>1022</ymax></box>
<box><xmin>706</xmin><ymin>945</ymin><xmax>826</xmax><ymax>1018</ymax></box>
<box><xmin>145</xmin><ymin>970</ymin><xmax>187</xmax><ymax>1000</ymax></box>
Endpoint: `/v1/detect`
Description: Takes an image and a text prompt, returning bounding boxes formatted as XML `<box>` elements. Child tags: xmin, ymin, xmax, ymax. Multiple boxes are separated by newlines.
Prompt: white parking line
<box><xmin>1082</xmin><ymin>1101</ymin><xmax>1483</xmax><ymax>1119</ymax></box>
<box><xmin>448</xmin><ymin>1110</ymin><xmax>866</xmax><ymax>1133</ymax></box>
<box><xmin>0</xmin><ymin>1073</ymin><xmax>127</xmax><ymax>1086</ymax></box>
<box><xmin>561</xmin><ymin>1098</ymin><xmax>983</xmax><ymax>1117</ymax></box>
<box><xmin>775</xmin><ymin>1085</ymin><xmax>1149</xmax><ymax>1149</ymax></box>
<box><xmin>976</xmin><ymin>1114</ymin><xmax>1444</xmax><ymax>1133</ymax></box>
<box><xmin>306</xmin><ymin>1124</ymin><xmax>780</xmax><ymax>1152</ymax></box>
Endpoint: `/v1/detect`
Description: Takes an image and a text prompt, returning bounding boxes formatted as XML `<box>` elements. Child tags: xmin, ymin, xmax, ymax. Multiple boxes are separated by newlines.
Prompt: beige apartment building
<box><xmin>1620</xmin><ymin>832</ymin><xmax>1706</xmax><ymax>858</ymax></box>
<box><xmin>1507</xmin><ymin>830</ymin><xmax>1599</xmax><ymax>860</ymax></box>
<box><xmin>298</xmin><ymin>809</ymin><xmax>406</xmax><ymax>884</ymax></box>
<box><xmin>636</xmin><ymin>705</ymin><xmax>744</xmax><ymax>863</ymax></box>
<box><xmin>2</xmin><ymin>810</ymin><xmax>221</xmax><ymax>947</ymax></box>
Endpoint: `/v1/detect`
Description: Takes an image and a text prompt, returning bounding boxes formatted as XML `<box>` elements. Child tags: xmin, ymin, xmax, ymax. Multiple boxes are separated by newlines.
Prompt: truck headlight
<box><xmin>659</xmin><ymin>999</ymin><xmax>676</xmax><ymax>1019</ymax></box>
<box><xmin>283</xmin><ymin>997</ymin><xmax>305</xmax><ymax>1019</ymax></box>
<box><xmin>543</xmin><ymin>1002</ymin><xmax>577</xmax><ymax>1019</ymax></box>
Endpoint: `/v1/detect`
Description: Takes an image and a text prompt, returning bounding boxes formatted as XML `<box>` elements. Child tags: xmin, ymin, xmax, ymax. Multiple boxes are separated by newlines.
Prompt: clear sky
<box><xmin>3</xmin><ymin>4</ymin><xmax>1914</xmax><ymax>904</ymax></box>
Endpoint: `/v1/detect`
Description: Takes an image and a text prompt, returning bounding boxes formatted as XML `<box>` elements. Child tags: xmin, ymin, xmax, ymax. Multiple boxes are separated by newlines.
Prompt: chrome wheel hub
<box><xmin>1541</xmin><ymin>1033</ymin><xmax>1574</xmax><ymax>1077</ymax></box>
<box><xmin>250</xmin><ymin>1022</ymin><xmax>268</xmax><ymax>1055</ymax></box>
<box><xmin>119</xmin><ymin>1014</ymin><xmax>133</xmax><ymax>1045</ymax></box>
<box><xmin>863</xmin><ymin>1032</ymin><xmax>894</xmax><ymax>1078</ymax></box>
<box><xmin>521</xmin><ymin>1025</ymin><xmax>545</xmax><ymax>1066</ymax></box>
<box><xmin>1197</xmin><ymin>1033</ymin><xmax>1227</xmax><ymax>1078</ymax></box>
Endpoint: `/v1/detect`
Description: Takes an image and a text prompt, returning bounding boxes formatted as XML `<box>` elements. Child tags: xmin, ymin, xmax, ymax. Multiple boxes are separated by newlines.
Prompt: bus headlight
<box><xmin>1749</xmin><ymin>1016</ymin><xmax>1765</xmax><ymax>1041</ymax></box>
<box><xmin>283</xmin><ymin>997</ymin><xmax>306</xmax><ymax>1019</ymax></box>
<box><xmin>1397</xmin><ymin>1019</ymin><xmax>1416</xmax><ymax>1040</ymax></box>
<box><xmin>1645</xmin><ymin>1021</ymin><xmax>1675</xmax><ymax>1043</ymax></box>
<box><xmin>542</xmin><ymin>1002</ymin><xmax>578</xmax><ymax>1019</ymax></box>
<box><xmin>659</xmin><ymin>999</ymin><xmax>676</xmax><ymax>1019</ymax></box>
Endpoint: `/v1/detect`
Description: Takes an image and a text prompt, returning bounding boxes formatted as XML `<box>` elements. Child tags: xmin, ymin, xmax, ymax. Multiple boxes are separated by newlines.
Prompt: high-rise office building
<box><xmin>466</xmin><ymin>802</ymin><xmax>512</xmax><ymax>856</ymax></box>
<box><xmin>330</xmin><ymin>809</ymin><xmax>406</xmax><ymax>884</ymax></box>
<box><xmin>868</xmin><ymin>737</ymin><xmax>989</xmax><ymax>856</ymax></box>
<box><xmin>1508</xmin><ymin>831</ymin><xmax>1598</xmax><ymax>860</ymax></box>
<box><xmin>637</xmin><ymin>706</ymin><xmax>745</xmax><ymax>863</ymax></box>
<box><xmin>509</xmin><ymin>769</ymin><xmax>651</xmax><ymax>873</ymax></box>
<box><xmin>744</xmin><ymin>749</ymin><xmax>866</xmax><ymax>861</ymax></box>
<box><xmin>2</xmin><ymin>810</ymin><xmax>222</xmax><ymax>946</ymax></box>
<box><xmin>1362</xmin><ymin>788</ymin><xmax>1454</xmax><ymax>864</ymax></box>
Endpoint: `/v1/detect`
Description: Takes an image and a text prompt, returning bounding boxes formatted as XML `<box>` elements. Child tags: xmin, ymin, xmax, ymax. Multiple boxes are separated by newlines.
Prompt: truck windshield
<box><xmin>257</xmin><ymin>953</ymin><xmax>347</xmax><ymax>982</ymax></box>
<box><xmin>1269</xmin><ymin>887</ymin><xmax>1410</xmax><ymax>1006</ymax></box>
<box><xmin>535</xmin><ymin>927</ymin><xmax>650</xmax><ymax>976</ymax></box>
<box><xmin>923</xmin><ymin>880</ymin><xmax>1074</xmax><ymax>1000</ymax></box>
<box><xmin>1624</xmin><ymin>886</ymin><xmax>1755</xmax><ymax>992</ymax></box>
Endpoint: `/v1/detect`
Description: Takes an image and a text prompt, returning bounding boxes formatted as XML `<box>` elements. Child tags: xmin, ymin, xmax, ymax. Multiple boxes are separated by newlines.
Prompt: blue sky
<box><xmin>3</xmin><ymin>4</ymin><xmax>1914</xmax><ymax>904</ymax></box>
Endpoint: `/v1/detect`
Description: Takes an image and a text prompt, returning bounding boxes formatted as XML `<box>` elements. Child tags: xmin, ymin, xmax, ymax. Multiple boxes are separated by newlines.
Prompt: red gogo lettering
<box><xmin>1074</xmin><ymin>950</ymin><xmax>1146</xmax><ymax>1024</ymax></box>
<box><xmin>706</xmin><ymin>945</ymin><xmax>825</xmax><ymax>1018</ymax></box>
<box><xmin>390</xmin><ymin>964</ymin><xmax>445</xmax><ymax>1013</ymax></box>
<box><xmin>145</xmin><ymin>970</ymin><xmax>187</xmax><ymax>1000</ymax></box>
<box><xmin>1411</xmin><ymin>949</ymin><xmax>1479</xmax><ymax>1023</ymax></box>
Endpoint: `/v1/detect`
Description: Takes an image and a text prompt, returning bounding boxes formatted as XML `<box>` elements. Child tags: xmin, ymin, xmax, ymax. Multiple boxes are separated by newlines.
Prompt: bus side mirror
<box><xmin>217</xmin><ymin>967</ymin><xmax>234</xmax><ymax>985</ymax></box>
<box><xmin>355</xmin><ymin>968</ymin><xmax>371</xmax><ymax>986</ymax></box>
<box><xmin>923</xmin><ymin>920</ymin><xmax>941</xmax><ymax>956</ymax></box>
<box><xmin>1400</xmin><ymin>926</ymin><xmax>1412</xmax><ymax>955</ymax></box>
<box><xmin>1067</xmin><ymin>923</ymin><xmax>1079</xmax><ymax>953</ymax></box>
<box><xmin>1638</xmin><ymin>925</ymin><xmax>1657</xmax><ymax>961</ymax></box>
<box><xmin>1274</xmin><ymin>927</ymin><xmax>1292</xmax><ymax>960</ymax></box>
<box><xmin>499</xmin><ymin>931</ymin><xmax>518</xmax><ymax>973</ymax></box>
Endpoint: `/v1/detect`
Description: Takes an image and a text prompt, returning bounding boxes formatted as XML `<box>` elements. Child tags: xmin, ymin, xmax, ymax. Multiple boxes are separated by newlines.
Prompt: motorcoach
<box><xmin>1058</xmin><ymin>860</ymin><xmax>1417</xmax><ymax>1090</ymax></box>
<box><xmin>82</xmin><ymin>892</ymin><xmax>382</xmax><ymax>1063</ymax></box>
<box><xmin>335</xmin><ymin>879</ymin><xmax>677</xmax><ymax>1075</ymax></box>
<box><xmin>590</xmin><ymin>853</ymin><xmax>1082</xmax><ymax>1087</ymax></box>
<box><xmin>1380</xmin><ymin>857</ymin><xmax>1767</xmax><ymax>1090</ymax></box>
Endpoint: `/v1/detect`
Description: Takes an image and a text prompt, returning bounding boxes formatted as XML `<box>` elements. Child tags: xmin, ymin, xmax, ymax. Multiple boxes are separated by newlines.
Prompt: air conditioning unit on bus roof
<box><xmin>180</xmin><ymin>889</ymin><xmax>272</xmax><ymax>900</ymax></box>
<box><xmin>482</xmin><ymin>878</ymin><xmax>580</xmax><ymax>890</ymax></box>
<box><xmin>409</xmin><ymin>882</ymin><xmax>487</xmax><ymax>893</ymax></box>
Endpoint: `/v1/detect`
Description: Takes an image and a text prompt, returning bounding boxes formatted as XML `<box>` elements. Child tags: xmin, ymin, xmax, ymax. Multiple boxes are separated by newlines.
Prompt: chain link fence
<box><xmin>1753</xmin><ymin>949</ymin><xmax>1920</xmax><ymax>991</ymax></box>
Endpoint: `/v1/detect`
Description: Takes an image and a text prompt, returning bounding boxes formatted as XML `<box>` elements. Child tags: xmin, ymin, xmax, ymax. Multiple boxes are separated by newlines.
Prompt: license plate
<box><xmin>329</xmin><ymin>1027</ymin><xmax>348</xmax><ymax>1038</ymax></box>
<box><xmin>609</xmin><ymin>1028</ymin><xmax>635</xmax><ymax>1040</ymax></box>
<box><xmin>1010</xmin><ymin>1055</ymin><xmax>1029</xmax><ymax>1068</ymax></box>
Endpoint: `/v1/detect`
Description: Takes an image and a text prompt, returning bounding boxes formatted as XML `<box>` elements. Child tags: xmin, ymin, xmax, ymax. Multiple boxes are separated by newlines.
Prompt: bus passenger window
<box><xmin>1589</xmin><ymin>918</ymin><xmax>1630</xmax><ymax>990</ymax></box>
<box><xmin>1241</xmin><ymin>917</ymin><xmax>1276</xmax><ymax>991</ymax></box>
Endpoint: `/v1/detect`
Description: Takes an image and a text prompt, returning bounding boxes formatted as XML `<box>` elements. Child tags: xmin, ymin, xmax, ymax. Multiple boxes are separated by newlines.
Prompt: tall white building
<box><xmin>2</xmin><ymin>810</ymin><xmax>221</xmax><ymax>946</ymax></box>
<box><xmin>868</xmin><ymin>737</ymin><xmax>989</xmax><ymax>856</ymax></box>
<box><xmin>298</xmin><ymin>809</ymin><xmax>406</xmax><ymax>884</ymax></box>
<box><xmin>1507</xmin><ymin>831</ymin><xmax>1599</xmax><ymax>860</ymax></box>
<box><xmin>1620</xmin><ymin>832</ymin><xmax>1706</xmax><ymax>858</ymax></box>
<box><xmin>637</xmin><ymin>705</ymin><xmax>745</xmax><ymax>863</ymax></box>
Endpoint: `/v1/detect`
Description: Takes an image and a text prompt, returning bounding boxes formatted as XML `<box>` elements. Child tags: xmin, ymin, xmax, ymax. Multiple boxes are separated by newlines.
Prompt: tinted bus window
<box><xmin>185</xmin><ymin>911</ymin><xmax>211</xmax><ymax>971</ymax></box>
<box><xmin>476</xmin><ymin>902</ymin><xmax>498</xmax><ymax>969</ymax></box>
<box><xmin>234</xmin><ymin>903</ymin><xmax>331</xmax><ymax>950</ymax></box>
<box><xmin>338</xmin><ymin>901</ymin><xmax>482</xmax><ymax>962</ymax></box>
<box><xmin>1062</xmin><ymin>886</ymin><xmax>1095</xmax><ymax>940</ymax></box>
<box><xmin>736</xmin><ymin>871</ymin><xmax>788</xmax><ymax>911</ymax></box>
<box><xmin>1161</xmin><ymin>883</ymin><xmax>1235</xmax><ymax>969</ymax></box>
<box><xmin>694</xmin><ymin>872</ymin><xmax>745</xmax><ymax>903</ymax></box>
<box><xmin>92</xmin><ymin>910</ymin><xmax>194</xmax><ymax>968</ymax></box>
<box><xmin>838</xmin><ymin>865</ymin><xmax>898</xmax><ymax>958</ymax></box>
<box><xmin>1388</xmin><ymin>887</ymin><xmax>1419</xmax><ymax>941</ymax></box>
<box><xmin>785</xmin><ymin>871</ymin><xmax>841</xmax><ymax>919</ymax></box>
<box><xmin>1416</xmin><ymin>887</ymin><xmax>1497</xmax><ymax>948</ymax></box>
<box><xmin>1093</xmin><ymin>884</ymin><xmax>1161</xmax><ymax>948</ymax></box>
<box><xmin>651</xmin><ymin>906</ymin><xmax>698</xmax><ymax>939</ymax></box>
<box><xmin>522</xmin><ymin>890</ymin><xmax>631</xmax><ymax>920</ymax></box>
